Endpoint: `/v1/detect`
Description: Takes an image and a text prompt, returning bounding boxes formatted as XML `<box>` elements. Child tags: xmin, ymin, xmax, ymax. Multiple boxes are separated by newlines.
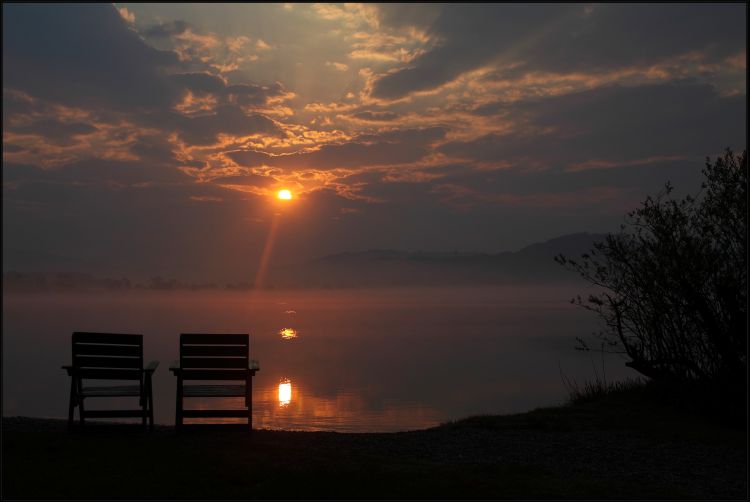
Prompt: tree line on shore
<box><xmin>2</xmin><ymin>272</ymin><xmax>254</xmax><ymax>292</ymax></box>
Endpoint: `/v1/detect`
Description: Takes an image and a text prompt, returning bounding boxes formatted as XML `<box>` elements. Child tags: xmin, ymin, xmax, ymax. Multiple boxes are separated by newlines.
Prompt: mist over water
<box><xmin>3</xmin><ymin>285</ymin><xmax>638</xmax><ymax>432</ymax></box>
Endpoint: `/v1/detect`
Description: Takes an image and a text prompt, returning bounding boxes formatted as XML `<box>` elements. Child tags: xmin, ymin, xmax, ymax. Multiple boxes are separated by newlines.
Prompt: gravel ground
<box><xmin>4</xmin><ymin>415</ymin><xmax>746</xmax><ymax>499</ymax></box>
<box><xmin>373</xmin><ymin>428</ymin><xmax>747</xmax><ymax>498</ymax></box>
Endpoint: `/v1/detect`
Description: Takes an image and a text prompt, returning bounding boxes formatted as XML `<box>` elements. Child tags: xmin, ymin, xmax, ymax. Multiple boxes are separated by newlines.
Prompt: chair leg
<box><xmin>68</xmin><ymin>378</ymin><xmax>77</xmax><ymax>430</ymax></box>
<box><xmin>142</xmin><ymin>400</ymin><xmax>148</xmax><ymax>430</ymax></box>
<box><xmin>175</xmin><ymin>378</ymin><xmax>183</xmax><ymax>431</ymax></box>
<box><xmin>79</xmin><ymin>398</ymin><xmax>86</xmax><ymax>427</ymax></box>
<box><xmin>77</xmin><ymin>379</ymin><xmax>85</xmax><ymax>427</ymax></box>
<box><xmin>246</xmin><ymin>376</ymin><xmax>253</xmax><ymax>431</ymax></box>
<box><xmin>140</xmin><ymin>379</ymin><xmax>147</xmax><ymax>429</ymax></box>
<box><xmin>148</xmin><ymin>377</ymin><xmax>155</xmax><ymax>432</ymax></box>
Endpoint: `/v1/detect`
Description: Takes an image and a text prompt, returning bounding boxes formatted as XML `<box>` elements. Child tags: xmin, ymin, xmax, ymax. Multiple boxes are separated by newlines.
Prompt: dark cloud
<box><xmin>2</xmin><ymin>90</ymin><xmax>38</xmax><ymax>122</ymax></box>
<box><xmin>2</xmin><ymin>159</ymin><xmax>190</xmax><ymax>187</ymax></box>
<box><xmin>371</xmin><ymin>4</ymin><xmax>569</xmax><ymax>100</ymax></box>
<box><xmin>375</xmin><ymin>4</ymin><xmax>442</xmax><ymax>30</ymax></box>
<box><xmin>168</xmin><ymin>72</ymin><xmax>227</xmax><ymax>95</ymax></box>
<box><xmin>226</xmin><ymin>82</ymin><xmax>289</xmax><ymax>107</ymax></box>
<box><xmin>214</xmin><ymin>174</ymin><xmax>275</xmax><ymax>187</ymax></box>
<box><xmin>167</xmin><ymin>74</ymin><xmax>292</xmax><ymax>108</ymax></box>
<box><xmin>12</xmin><ymin>119</ymin><xmax>97</xmax><ymax>146</ymax></box>
<box><xmin>128</xmin><ymin>135</ymin><xmax>183</xmax><ymax>166</ymax></box>
<box><xmin>223</xmin><ymin>149</ymin><xmax>272</xmax><ymax>167</ymax></box>
<box><xmin>3</xmin><ymin>3</ymin><xmax>179</xmax><ymax>110</ymax></box>
<box><xmin>142</xmin><ymin>20</ymin><xmax>190</xmax><ymax>39</ymax></box>
<box><xmin>440</xmin><ymin>82</ymin><xmax>746</xmax><ymax>168</ymax></box>
<box><xmin>371</xmin><ymin>4</ymin><xmax>746</xmax><ymax>100</ymax></box>
<box><xmin>351</xmin><ymin>111</ymin><xmax>400</xmax><ymax>121</ymax></box>
<box><xmin>527</xmin><ymin>4</ymin><xmax>746</xmax><ymax>73</ymax></box>
<box><xmin>163</xmin><ymin>106</ymin><xmax>283</xmax><ymax>145</ymax></box>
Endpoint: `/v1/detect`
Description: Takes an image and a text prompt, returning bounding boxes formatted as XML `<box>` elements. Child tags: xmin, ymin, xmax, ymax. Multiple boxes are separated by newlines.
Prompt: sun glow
<box><xmin>278</xmin><ymin>380</ymin><xmax>292</xmax><ymax>406</ymax></box>
<box><xmin>277</xmin><ymin>189</ymin><xmax>292</xmax><ymax>200</ymax></box>
<box><xmin>279</xmin><ymin>328</ymin><xmax>298</xmax><ymax>339</ymax></box>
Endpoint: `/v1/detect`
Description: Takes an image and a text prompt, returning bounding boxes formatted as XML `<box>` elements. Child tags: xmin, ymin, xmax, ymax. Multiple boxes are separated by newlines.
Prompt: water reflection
<box><xmin>2</xmin><ymin>286</ymin><xmax>639</xmax><ymax>431</ymax></box>
<box><xmin>279</xmin><ymin>328</ymin><xmax>298</xmax><ymax>339</ymax></box>
<box><xmin>278</xmin><ymin>379</ymin><xmax>292</xmax><ymax>406</ymax></box>
<box><xmin>254</xmin><ymin>381</ymin><xmax>441</xmax><ymax>432</ymax></box>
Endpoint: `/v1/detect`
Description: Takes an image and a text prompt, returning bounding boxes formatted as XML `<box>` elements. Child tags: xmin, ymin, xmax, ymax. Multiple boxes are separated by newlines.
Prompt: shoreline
<box><xmin>4</xmin><ymin>390</ymin><xmax>746</xmax><ymax>500</ymax></box>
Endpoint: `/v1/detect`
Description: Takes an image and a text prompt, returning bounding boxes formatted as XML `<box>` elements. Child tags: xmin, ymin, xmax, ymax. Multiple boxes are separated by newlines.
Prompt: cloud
<box><xmin>326</xmin><ymin>61</ymin><xmax>349</xmax><ymax>72</ymax></box>
<box><xmin>3</xmin><ymin>3</ymin><xmax>179</xmax><ymax>110</ymax></box>
<box><xmin>225</xmin><ymin>35</ymin><xmax>250</xmax><ymax>53</ymax></box>
<box><xmin>310</xmin><ymin>3</ymin><xmax>379</xmax><ymax>29</ymax></box>
<box><xmin>430</xmin><ymin>183</ymin><xmax>625</xmax><ymax>210</ymax></box>
<box><xmin>226</xmin><ymin>81</ymin><xmax>293</xmax><ymax>107</ymax></box>
<box><xmin>369</xmin><ymin>4</ymin><xmax>746</xmax><ymax>101</ymax></box>
<box><xmin>117</xmin><ymin>7</ymin><xmax>135</xmax><ymax>24</ymax></box>
<box><xmin>3</xmin><ymin>6</ymin><xmax>295</xmax><ymax>165</ymax></box>
<box><xmin>255</xmin><ymin>39</ymin><xmax>272</xmax><ymax>50</ymax></box>
<box><xmin>2</xmin><ymin>157</ymin><xmax>192</xmax><ymax>197</ymax></box>
<box><xmin>168</xmin><ymin>72</ymin><xmax>227</xmax><ymax>95</ymax></box>
<box><xmin>142</xmin><ymin>20</ymin><xmax>190</xmax><ymax>39</ymax></box>
<box><xmin>369</xmin><ymin>4</ymin><xmax>569</xmax><ymax>100</ymax></box>
<box><xmin>10</xmin><ymin>119</ymin><xmax>98</xmax><ymax>147</ymax></box>
<box><xmin>566</xmin><ymin>155</ymin><xmax>687</xmax><ymax>173</ymax></box>
<box><xmin>227</xmin><ymin>127</ymin><xmax>446</xmax><ymax>171</ymax></box>
<box><xmin>140</xmin><ymin>19</ymin><xmax>274</xmax><ymax>73</ymax></box>
<box><xmin>350</xmin><ymin>111</ymin><xmax>399</xmax><ymax>122</ymax></box>
<box><xmin>213</xmin><ymin>173</ymin><xmax>276</xmax><ymax>186</ymax></box>
<box><xmin>439</xmin><ymin>82</ymin><xmax>746</xmax><ymax>169</ymax></box>
<box><xmin>145</xmin><ymin>106</ymin><xmax>284</xmax><ymax>146</ymax></box>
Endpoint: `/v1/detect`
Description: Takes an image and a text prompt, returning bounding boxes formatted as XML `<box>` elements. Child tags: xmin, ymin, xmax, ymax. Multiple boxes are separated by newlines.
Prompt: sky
<box><xmin>2</xmin><ymin>3</ymin><xmax>746</xmax><ymax>282</ymax></box>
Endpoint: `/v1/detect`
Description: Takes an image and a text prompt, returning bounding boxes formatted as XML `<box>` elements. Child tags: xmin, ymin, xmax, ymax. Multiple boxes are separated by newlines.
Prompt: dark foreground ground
<box><xmin>3</xmin><ymin>385</ymin><xmax>746</xmax><ymax>500</ymax></box>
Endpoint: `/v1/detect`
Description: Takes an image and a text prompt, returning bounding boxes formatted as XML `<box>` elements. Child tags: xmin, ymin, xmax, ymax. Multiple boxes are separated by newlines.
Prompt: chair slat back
<box><xmin>72</xmin><ymin>332</ymin><xmax>143</xmax><ymax>380</ymax></box>
<box><xmin>180</xmin><ymin>333</ymin><xmax>249</xmax><ymax>380</ymax></box>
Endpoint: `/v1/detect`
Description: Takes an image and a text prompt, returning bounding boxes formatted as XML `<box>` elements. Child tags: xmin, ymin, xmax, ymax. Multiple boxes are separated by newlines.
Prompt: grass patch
<box><xmin>561</xmin><ymin>374</ymin><xmax>646</xmax><ymax>405</ymax></box>
<box><xmin>441</xmin><ymin>377</ymin><xmax>745</xmax><ymax>446</ymax></box>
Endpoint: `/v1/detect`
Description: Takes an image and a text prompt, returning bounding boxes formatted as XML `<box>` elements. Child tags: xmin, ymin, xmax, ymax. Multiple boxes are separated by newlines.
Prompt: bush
<box><xmin>556</xmin><ymin>149</ymin><xmax>747</xmax><ymax>396</ymax></box>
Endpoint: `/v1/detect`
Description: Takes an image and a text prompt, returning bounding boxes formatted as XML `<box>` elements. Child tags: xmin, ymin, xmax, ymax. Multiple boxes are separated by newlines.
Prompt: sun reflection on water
<box><xmin>279</xmin><ymin>328</ymin><xmax>298</xmax><ymax>339</ymax></box>
<box><xmin>278</xmin><ymin>380</ymin><xmax>292</xmax><ymax>406</ymax></box>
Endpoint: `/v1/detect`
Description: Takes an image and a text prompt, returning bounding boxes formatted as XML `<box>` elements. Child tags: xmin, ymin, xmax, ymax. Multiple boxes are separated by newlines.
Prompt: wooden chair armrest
<box><xmin>169</xmin><ymin>360</ymin><xmax>181</xmax><ymax>374</ymax></box>
<box><xmin>144</xmin><ymin>360</ymin><xmax>159</xmax><ymax>374</ymax></box>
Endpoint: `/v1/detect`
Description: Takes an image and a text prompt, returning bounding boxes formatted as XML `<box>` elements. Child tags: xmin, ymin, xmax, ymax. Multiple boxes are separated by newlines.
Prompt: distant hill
<box><xmin>269</xmin><ymin>232</ymin><xmax>607</xmax><ymax>288</ymax></box>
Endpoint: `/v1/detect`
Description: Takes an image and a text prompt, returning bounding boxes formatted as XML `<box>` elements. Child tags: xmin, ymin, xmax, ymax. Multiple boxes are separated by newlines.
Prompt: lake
<box><xmin>2</xmin><ymin>285</ymin><xmax>638</xmax><ymax>432</ymax></box>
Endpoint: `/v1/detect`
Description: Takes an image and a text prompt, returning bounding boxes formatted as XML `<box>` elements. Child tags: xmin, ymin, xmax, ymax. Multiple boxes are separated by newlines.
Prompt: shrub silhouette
<box><xmin>556</xmin><ymin>149</ymin><xmax>747</xmax><ymax>396</ymax></box>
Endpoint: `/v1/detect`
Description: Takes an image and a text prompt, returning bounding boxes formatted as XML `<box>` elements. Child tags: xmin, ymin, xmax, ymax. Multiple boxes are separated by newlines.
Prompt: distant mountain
<box><xmin>516</xmin><ymin>232</ymin><xmax>609</xmax><ymax>259</ymax></box>
<box><xmin>269</xmin><ymin>232</ymin><xmax>607</xmax><ymax>288</ymax></box>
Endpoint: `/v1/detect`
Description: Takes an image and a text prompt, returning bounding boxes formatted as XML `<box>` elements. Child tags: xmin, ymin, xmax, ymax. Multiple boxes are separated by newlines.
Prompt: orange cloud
<box><xmin>566</xmin><ymin>155</ymin><xmax>687</xmax><ymax>172</ymax></box>
<box><xmin>117</xmin><ymin>7</ymin><xmax>135</xmax><ymax>24</ymax></box>
<box><xmin>326</xmin><ymin>61</ymin><xmax>349</xmax><ymax>72</ymax></box>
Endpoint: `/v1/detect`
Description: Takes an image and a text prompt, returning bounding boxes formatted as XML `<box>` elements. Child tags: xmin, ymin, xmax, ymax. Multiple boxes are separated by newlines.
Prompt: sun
<box><xmin>277</xmin><ymin>189</ymin><xmax>292</xmax><ymax>200</ymax></box>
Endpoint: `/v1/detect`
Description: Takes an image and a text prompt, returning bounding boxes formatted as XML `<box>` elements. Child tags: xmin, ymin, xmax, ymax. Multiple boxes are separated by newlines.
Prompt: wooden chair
<box><xmin>170</xmin><ymin>333</ymin><xmax>260</xmax><ymax>430</ymax></box>
<box><xmin>63</xmin><ymin>332</ymin><xmax>159</xmax><ymax>430</ymax></box>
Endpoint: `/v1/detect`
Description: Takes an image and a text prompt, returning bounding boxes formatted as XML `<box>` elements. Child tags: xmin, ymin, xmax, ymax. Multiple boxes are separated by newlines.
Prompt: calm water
<box><xmin>2</xmin><ymin>285</ymin><xmax>637</xmax><ymax>432</ymax></box>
